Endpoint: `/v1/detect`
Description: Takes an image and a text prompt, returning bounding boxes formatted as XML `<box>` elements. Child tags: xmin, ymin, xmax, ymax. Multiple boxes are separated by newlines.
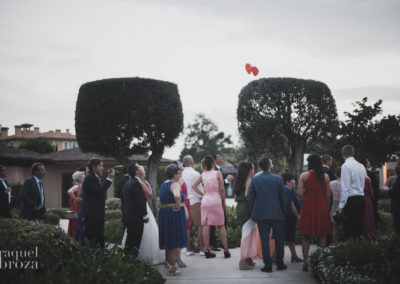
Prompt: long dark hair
<box><xmin>233</xmin><ymin>162</ymin><xmax>253</xmax><ymax>197</ymax></box>
<box><xmin>307</xmin><ymin>154</ymin><xmax>325</xmax><ymax>183</ymax></box>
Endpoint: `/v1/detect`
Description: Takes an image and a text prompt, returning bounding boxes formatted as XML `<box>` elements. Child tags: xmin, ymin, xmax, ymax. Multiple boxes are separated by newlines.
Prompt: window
<box><xmin>62</xmin><ymin>142</ymin><xmax>69</xmax><ymax>150</ymax></box>
<box><xmin>72</xmin><ymin>142</ymin><xmax>77</xmax><ymax>149</ymax></box>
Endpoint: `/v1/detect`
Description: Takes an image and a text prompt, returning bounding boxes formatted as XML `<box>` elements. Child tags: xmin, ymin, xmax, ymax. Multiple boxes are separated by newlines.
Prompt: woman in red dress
<box><xmin>67</xmin><ymin>171</ymin><xmax>85</xmax><ymax>238</ymax></box>
<box><xmin>298</xmin><ymin>154</ymin><xmax>332</xmax><ymax>272</ymax></box>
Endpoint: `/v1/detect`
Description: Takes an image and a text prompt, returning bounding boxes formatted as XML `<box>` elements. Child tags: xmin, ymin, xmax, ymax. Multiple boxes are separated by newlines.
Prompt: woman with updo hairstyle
<box><xmin>158</xmin><ymin>164</ymin><xmax>188</xmax><ymax>276</ymax></box>
<box><xmin>192</xmin><ymin>155</ymin><xmax>230</xmax><ymax>259</ymax></box>
<box><xmin>67</xmin><ymin>171</ymin><xmax>85</xmax><ymax>238</ymax></box>
<box><xmin>298</xmin><ymin>153</ymin><xmax>332</xmax><ymax>272</ymax></box>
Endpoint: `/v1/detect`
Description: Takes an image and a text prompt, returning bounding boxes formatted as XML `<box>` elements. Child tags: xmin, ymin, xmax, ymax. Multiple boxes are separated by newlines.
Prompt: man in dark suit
<box><xmin>0</xmin><ymin>164</ymin><xmax>12</xmax><ymax>218</ymax></box>
<box><xmin>80</xmin><ymin>158</ymin><xmax>115</xmax><ymax>247</ymax></box>
<box><xmin>122</xmin><ymin>162</ymin><xmax>149</xmax><ymax>256</ymax></box>
<box><xmin>322</xmin><ymin>154</ymin><xmax>335</xmax><ymax>181</ymax></box>
<box><xmin>249</xmin><ymin>157</ymin><xmax>287</xmax><ymax>273</ymax></box>
<box><xmin>116</xmin><ymin>165</ymin><xmax>129</xmax><ymax>199</ymax></box>
<box><xmin>19</xmin><ymin>162</ymin><xmax>47</xmax><ymax>220</ymax></box>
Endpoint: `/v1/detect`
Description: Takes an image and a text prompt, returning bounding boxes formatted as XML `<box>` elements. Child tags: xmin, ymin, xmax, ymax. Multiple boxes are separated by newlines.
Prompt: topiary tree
<box><xmin>237</xmin><ymin>77</ymin><xmax>339</xmax><ymax>177</ymax></box>
<box><xmin>75</xmin><ymin>77</ymin><xmax>183</xmax><ymax>213</ymax></box>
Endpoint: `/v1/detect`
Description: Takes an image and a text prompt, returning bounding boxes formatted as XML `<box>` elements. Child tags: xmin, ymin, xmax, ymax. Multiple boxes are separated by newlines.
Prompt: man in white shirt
<box><xmin>338</xmin><ymin>145</ymin><xmax>366</xmax><ymax>239</ymax></box>
<box><xmin>182</xmin><ymin>155</ymin><xmax>205</xmax><ymax>256</ymax></box>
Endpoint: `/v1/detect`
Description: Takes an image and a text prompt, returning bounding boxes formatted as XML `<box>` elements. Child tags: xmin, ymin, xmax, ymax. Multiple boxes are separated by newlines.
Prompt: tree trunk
<box><xmin>147</xmin><ymin>150</ymin><xmax>163</xmax><ymax>217</ymax></box>
<box><xmin>288</xmin><ymin>139</ymin><xmax>306</xmax><ymax>180</ymax></box>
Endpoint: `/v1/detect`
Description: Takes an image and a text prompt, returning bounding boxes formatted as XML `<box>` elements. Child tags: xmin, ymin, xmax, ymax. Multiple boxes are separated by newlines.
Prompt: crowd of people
<box><xmin>1</xmin><ymin>143</ymin><xmax>400</xmax><ymax>277</ymax></box>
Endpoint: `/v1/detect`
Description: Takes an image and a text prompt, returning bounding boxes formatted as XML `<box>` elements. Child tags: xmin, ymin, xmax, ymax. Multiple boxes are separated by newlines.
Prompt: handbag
<box><xmin>333</xmin><ymin>210</ymin><xmax>345</xmax><ymax>224</ymax></box>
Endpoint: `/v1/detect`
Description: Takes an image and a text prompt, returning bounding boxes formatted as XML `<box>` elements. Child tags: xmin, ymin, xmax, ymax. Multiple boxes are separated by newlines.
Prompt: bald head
<box><xmin>182</xmin><ymin>155</ymin><xmax>194</xmax><ymax>167</ymax></box>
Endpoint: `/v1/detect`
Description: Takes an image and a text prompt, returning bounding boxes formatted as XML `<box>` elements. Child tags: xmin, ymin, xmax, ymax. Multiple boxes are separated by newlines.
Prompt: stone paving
<box><xmin>157</xmin><ymin>245</ymin><xmax>318</xmax><ymax>284</ymax></box>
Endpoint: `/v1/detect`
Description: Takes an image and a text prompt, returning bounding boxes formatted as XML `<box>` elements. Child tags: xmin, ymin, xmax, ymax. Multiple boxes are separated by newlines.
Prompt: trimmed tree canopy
<box><xmin>75</xmin><ymin>77</ymin><xmax>183</xmax><ymax>164</ymax></box>
<box><xmin>237</xmin><ymin>77</ymin><xmax>338</xmax><ymax>175</ymax></box>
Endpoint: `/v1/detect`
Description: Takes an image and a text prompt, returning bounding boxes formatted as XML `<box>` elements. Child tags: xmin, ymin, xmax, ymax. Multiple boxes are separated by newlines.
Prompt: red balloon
<box><xmin>245</xmin><ymin>63</ymin><xmax>252</xmax><ymax>74</ymax></box>
<box><xmin>252</xmin><ymin>66</ymin><xmax>259</xmax><ymax>76</ymax></box>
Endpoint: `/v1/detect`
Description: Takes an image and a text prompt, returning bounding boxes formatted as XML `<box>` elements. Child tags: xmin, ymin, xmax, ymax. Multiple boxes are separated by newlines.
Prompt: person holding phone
<box><xmin>80</xmin><ymin>158</ymin><xmax>114</xmax><ymax>247</ymax></box>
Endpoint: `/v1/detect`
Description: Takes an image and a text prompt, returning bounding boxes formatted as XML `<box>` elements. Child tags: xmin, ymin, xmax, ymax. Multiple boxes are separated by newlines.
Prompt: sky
<box><xmin>0</xmin><ymin>0</ymin><xmax>399</xmax><ymax>160</ymax></box>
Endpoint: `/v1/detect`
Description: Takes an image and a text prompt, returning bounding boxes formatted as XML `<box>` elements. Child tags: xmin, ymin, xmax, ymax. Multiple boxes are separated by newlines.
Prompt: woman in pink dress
<box><xmin>192</xmin><ymin>155</ymin><xmax>230</xmax><ymax>259</ymax></box>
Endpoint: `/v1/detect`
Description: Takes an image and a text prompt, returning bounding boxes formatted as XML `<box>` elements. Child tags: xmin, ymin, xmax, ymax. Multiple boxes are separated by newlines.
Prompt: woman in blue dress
<box><xmin>158</xmin><ymin>164</ymin><xmax>188</xmax><ymax>276</ymax></box>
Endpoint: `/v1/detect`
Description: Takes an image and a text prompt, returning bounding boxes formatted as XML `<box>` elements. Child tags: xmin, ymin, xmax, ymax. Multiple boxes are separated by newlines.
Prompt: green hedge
<box><xmin>309</xmin><ymin>233</ymin><xmax>400</xmax><ymax>284</ymax></box>
<box><xmin>105</xmin><ymin>209</ymin><xmax>122</xmax><ymax>220</ymax></box>
<box><xmin>44</xmin><ymin>213</ymin><xmax>60</xmax><ymax>225</ymax></box>
<box><xmin>0</xmin><ymin>218</ymin><xmax>164</xmax><ymax>283</ymax></box>
<box><xmin>104</xmin><ymin>219</ymin><xmax>125</xmax><ymax>245</ymax></box>
<box><xmin>47</xmin><ymin>208</ymin><xmax>69</xmax><ymax>219</ymax></box>
<box><xmin>105</xmin><ymin>198</ymin><xmax>121</xmax><ymax>210</ymax></box>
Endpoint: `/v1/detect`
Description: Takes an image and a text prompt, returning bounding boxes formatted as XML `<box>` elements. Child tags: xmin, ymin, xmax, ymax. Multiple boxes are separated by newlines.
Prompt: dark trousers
<box><xmin>210</xmin><ymin>209</ymin><xmax>227</xmax><ymax>248</ymax></box>
<box><xmin>257</xmin><ymin>220</ymin><xmax>285</xmax><ymax>268</ymax></box>
<box><xmin>392</xmin><ymin>208</ymin><xmax>400</xmax><ymax>233</ymax></box>
<box><xmin>125</xmin><ymin>222</ymin><xmax>144</xmax><ymax>257</ymax></box>
<box><xmin>84</xmin><ymin>216</ymin><xmax>105</xmax><ymax>248</ymax></box>
<box><xmin>343</xmin><ymin>196</ymin><xmax>365</xmax><ymax>239</ymax></box>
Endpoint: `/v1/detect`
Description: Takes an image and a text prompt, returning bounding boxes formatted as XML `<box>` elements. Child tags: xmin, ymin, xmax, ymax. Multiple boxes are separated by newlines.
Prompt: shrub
<box><xmin>0</xmin><ymin>218</ymin><xmax>79</xmax><ymax>273</ymax></box>
<box><xmin>105</xmin><ymin>209</ymin><xmax>122</xmax><ymax>220</ymax></box>
<box><xmin>378</xmin><ymin>198</ymin><xmax>390</xmax><ymax>213</ymax></box>
<box><xmin>226</xmin><ymin>205</ymin><xmax>241</xmax><ymax>247</ymax></box>
<box><xmin>0</xmin><ymin>217</ymin><xmax>164</xmax><ymax>283</ymax></box>
<box><xmin>47</xmin><ymin>208</ymin><xmax>69</xmax><ymax>219</ymax></box>
<box><xmin>104</xmin><ymin>219</ymin><xmax>125</xmax><ymax>245</ymax></box>
<box><xmin>44</xmin><ymin>213</ymin><xmax>60</xmax><ymax>225</ymax></box>
<box><xmin>105</xmin><ymin>198</ymin><xmax>121</xmax><ymax>210</ymax></box>
<box><xmin>309</xmin><ymin>233</ymin><xmax>400</xmax><ymax>283</ymax></box>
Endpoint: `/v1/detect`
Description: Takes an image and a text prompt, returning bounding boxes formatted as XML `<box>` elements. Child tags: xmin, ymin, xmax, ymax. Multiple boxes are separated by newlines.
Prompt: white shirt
<box><xmin>33</xmin><ymin>175</ymin><xmax>45</xmax><ymax>209</ymax></box>
<box><xmin>182</xmin><ymin>167</ymin><xmax>203</xmax><ymax>205</ymax></box>
<box><xmin>0</xmin><ymin>178</ymin><xmax>11</xmax><ymax>204</ymax></box>
<box><xmin>339</xmin><ymin>157</ymin><xmax>366</xmax><ymax>209</ymax></box>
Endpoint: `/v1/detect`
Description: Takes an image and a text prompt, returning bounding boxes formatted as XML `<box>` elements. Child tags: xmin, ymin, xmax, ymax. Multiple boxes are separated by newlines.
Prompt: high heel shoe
<box><xmin>204</xmin><ymin>249</ymin><xmax>216</xmax><ymax>259</ymax></box>
<box><xmin>165</xmin><ymin>262</ymin><xmax>181</xmax><ymax>276</ymax></box>
<box><xmin>224</xmin><ymin>250</ymin><xmax>231</xmax><ymax>259</ymax></box>
<box><xmin>291</xmin><ymin>256</ymin><xmax>303</xmax><ymax>263</ymax></box>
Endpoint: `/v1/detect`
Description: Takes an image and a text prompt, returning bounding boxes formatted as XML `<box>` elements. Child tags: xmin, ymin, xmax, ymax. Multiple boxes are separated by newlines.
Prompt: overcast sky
<box><xmin>1</xmin><ymin>0</ymin><xmax>399</xmax><ymax>159</ymax></box>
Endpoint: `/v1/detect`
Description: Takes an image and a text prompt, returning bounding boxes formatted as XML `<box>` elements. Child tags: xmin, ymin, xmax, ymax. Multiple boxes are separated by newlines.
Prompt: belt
<box><xmin>159</xmin><ymin>203</ymin><xmax>185</xmax><ymax>209</ymax></box>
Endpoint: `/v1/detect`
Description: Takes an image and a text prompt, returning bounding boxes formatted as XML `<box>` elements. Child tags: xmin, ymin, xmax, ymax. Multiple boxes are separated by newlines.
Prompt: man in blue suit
<box><xmin>249</xmin><ymin>157</ymin><xmax>287</xmax><ymax>273</ymax></box>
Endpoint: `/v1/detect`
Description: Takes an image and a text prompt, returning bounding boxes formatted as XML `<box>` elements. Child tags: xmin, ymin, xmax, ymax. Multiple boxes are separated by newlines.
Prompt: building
<box><xmin>0</xmin><ymin>144</ymin><xmax>172</xmax><ymax>208</ymax></box>
<box><xmin>0</xmin><ymin>123</ymin><xmax>77</xmax><ymax>151</ymax></box>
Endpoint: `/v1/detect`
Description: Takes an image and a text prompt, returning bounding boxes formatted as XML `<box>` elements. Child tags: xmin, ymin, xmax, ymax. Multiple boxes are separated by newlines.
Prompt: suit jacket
<box><xmin>122</xmin><ymin>177</ymin><xmax>147</xmax><ymax>226</ymax></box>
<box><xmin>80</xmin><ymin>172</ymin><xmax>112</xmax><ymax>219</ymax></box>
<box><xmin>116</xmin><ymin>175</ymin><xmax>129</xmax><ymax>199</ymax></box>
<box><xmin>323</xmin><ymin>165</ymin><xmax>336</xmax><ymax>181</ymax></box>
<box><xmin>249</xmin><ymin>171</ymin><xmax>286</xmax><ymax>221</ymax></box>
<box><xmin>19</xmin><ymin>176</ymin><xmax>46</xmax><ymax>220</ymax></box>
<box><xmin>0</xmin><ymin>178</ymin><xmax>11</xmax><ymax>217</ymax></box>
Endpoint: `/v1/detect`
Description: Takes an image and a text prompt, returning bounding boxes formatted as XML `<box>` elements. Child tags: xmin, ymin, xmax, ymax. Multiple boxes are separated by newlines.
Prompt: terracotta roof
<box><xmin>0</xmin><ymin>144</ymin><xmax>52</xmax><ymax>163</ymax></box>
<box><xmin>0</xmin><ymin>144</ymin><xmax>173</xmax><ymax>165</ymax></box>
<box><xmin>1</xmin><ymin>131</ymin><xmax>76</xmax><ymax>141</ymax></box>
